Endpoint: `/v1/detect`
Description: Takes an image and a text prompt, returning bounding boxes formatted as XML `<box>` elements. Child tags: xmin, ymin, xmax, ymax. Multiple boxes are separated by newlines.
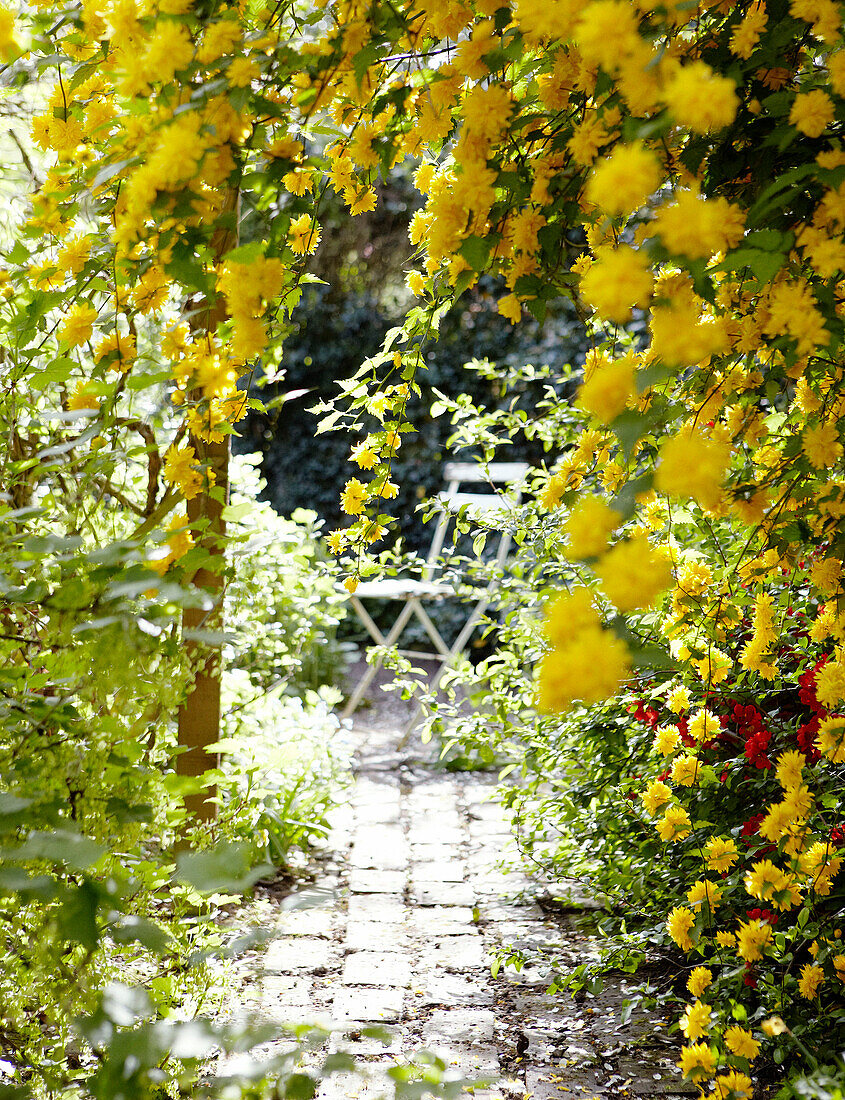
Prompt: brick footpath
<box><xmin>227</xmin><ymin>719</ymin><xmax>695</xmax><ymax>1100</ymax></box>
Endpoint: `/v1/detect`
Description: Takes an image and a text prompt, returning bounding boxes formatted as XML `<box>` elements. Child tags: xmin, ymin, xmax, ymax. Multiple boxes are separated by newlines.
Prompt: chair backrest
<box><xmin>422</xmin><ymin>461</ymin><xmax>529</xmax><ymax>579</ymax></box>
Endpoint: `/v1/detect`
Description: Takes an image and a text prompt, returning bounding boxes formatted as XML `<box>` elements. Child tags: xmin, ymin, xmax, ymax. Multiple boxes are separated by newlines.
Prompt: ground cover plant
<box><xmin>1</xmin><ymin>0</ymin><xmax>845</xmax><ymax>1096</ymax></box>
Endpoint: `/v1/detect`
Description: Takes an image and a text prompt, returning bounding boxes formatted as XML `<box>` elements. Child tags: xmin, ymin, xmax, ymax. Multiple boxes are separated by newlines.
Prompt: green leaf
<box><xmin>175</xmin><ymin>841</ymin><xmax>272</xmax><ymax>895</ymax></box>
<box><xmin>109</xmin><ymin>915</ymin><xmax>172</xmax><ymax>953</ymax></box>
<box><xmin>1</xmin><ymin>829</ymin><xmax>106</xmax><ymax>871</ymax></box>
<box><xmin>459</xmin><ymin>235</ymin><xmax>492</xmax><ymax>272</ymax></box>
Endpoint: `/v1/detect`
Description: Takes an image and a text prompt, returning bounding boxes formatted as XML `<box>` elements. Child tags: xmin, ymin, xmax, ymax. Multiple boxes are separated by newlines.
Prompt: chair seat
<box><xmin>353</xmin><ymin>578</ymin><xmax>456</xmax><ymax>600</ymax></box>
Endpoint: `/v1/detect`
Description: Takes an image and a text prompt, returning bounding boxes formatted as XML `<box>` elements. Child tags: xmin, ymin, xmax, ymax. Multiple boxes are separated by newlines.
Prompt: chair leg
<box><xmin>397</xmin><ymin>598</ymin><xmax>491</xmax><ymax>746</ymax></box>
<box><xmin>341</xmin><ymin>600</ymin><xmax>416</xmax><ymax>719</ymax></box>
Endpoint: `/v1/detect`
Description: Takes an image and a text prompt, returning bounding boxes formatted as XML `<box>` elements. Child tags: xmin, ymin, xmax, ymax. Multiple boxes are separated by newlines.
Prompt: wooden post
<box><xmin>177</xmin><ymin>190</ymin><xmax>238</xmax><ymax>821</ymax></box>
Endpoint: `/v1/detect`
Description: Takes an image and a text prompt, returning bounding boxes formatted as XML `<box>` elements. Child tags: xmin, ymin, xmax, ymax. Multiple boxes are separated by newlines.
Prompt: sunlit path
<box><xmin>221</xmin><ymin>679</ymin><xmax>698</xmax><ymax>1100</ymax></box>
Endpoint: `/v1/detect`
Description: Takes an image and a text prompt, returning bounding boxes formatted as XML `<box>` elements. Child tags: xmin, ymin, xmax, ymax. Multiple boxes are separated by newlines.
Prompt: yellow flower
<box><xmin>667</xmin><ymin>906</ymin><xmax>696</xmax><ymax>951</ymax></box>
<box><xmin>713</xmin><ymin>1070</ymin><xmax>753</xmax><ymax>1099</ymax></box>
<box><xmin>687</xmin><ymin>879</ymin><xmax>722</xmax><ymax>910</ymax></box>
<box><xmin>724</xmin><ymin>1026</ymin><xmax>760</xmax><ymax>1061</ymax></box>
<box><xmin>790</xmin><ymin>89</ymin><xmax>835</xmax><ymax>137</ymax></box>
<box><xmin>671</xmin><ymin>755</ymin><xmax>700</xmax><ymax>787</ymax></box>
<box><xmin>326</xmin><ymin>529</ymin><xmax>347</xmax><ymax>554</ymax></box>
<box><xmin>579</xmin><ymin>245</ymin><xmax>653</xmax><ymax>322</ymax></box>
<box><xmin>537</xmin><ymin>623</ymin><xmax>631</xmax><ymax>713</ymax></box>
<box><xmin>761</xmin><ymin>1016</ymin><xmax>788</xmax><ymax>1036</ymax></box>
<box><xmin>340</xmin><ymin>478</ymin><xmax>368</xmax><ymax>516</ymax></box>
<box><xmin>745</xmin><ymin>859</ymin><xmax>793</xmax><ymax>905</ymax></box>
<box><xmin>228</xmin><ymin>56</ymin><xmax>260</xmax><ymax>87</ymax></box>
<box><xmin>162</xmin><ymin>445</ymin><xmax>210</xmax><ymax>502</ymax></box>
<box><xmin>641</xmin><ymin>780</ymin><xmax>672</xmax><ymax>816</ymax></box>
<box><xmin>68</xmin><ymin>381</ymin><xmax>99</xmax><ymax>412</ymax></box>
<box><xmin>803</xmin><ymin>422</ymin><xmax>843</xmax><ymax>468</ymax></box>
<box><xmin>798</xmin><ymin>962</ymin><xmax>824</xmax><ymax>999</ymax></box>
<box><xmin>576</xmin><ymin>353</ymin><xmax>637</xmax><ymax>423</ymax></box>
<box><xmin>705</xmin><ymin>836</ymin><xmax>739</xmax><ymax>873</ymax></box>
<box><xmin>657</xmin><ymin>804</ymin><xmax>692</xmax><ymax>842</ymax></box>
<box><xmin>563</xmin><ymin>496</ymin><xmax>620</xmax><ymax>559</ymax></box>
<box><xmin>60</xmin><ymin>302</ymin><xmax>98</xmax><ymax>347</ymax></box>
<box><xmin>289</xmin><ymin>213</ymin><xmax>322</xmax><ymax>255</ymax></box>
<box><xmin>736</xmin><ymin>919</ymin><xmax>773</xmax><ymax>962</ymax></box>
<box><xmin>654</xmin><ymin>724</ymin><xmax>681</xmax><ymax>756</ymax></box>
<box><xmin>678</xmin><ymin>1041</ymin><xmax>716</xmax><ymax>1082</ymax></box>
<box><xmin>688</xmin><ymin>707</ymin><xmax>719</xmax><ymax>744</ymax></box>
<box><xmin>667</xmin><ymin>685</ymin><xmax>692</xmax><ymax>712</ymax></box>
<box><xmin>586</xmin><ymin>141</ymin><xmax>661</xmax><ymax>216</ymax></box>
<box><xmin>663</xmin><ymin>61</ymin><xmax>738</xmax><ymax>132</ymax></box>
<box><xmin>680</xmin><ymin>1000</ymin><xmax>711</xmax><ymax>1041</ymax></box>
<box><xmin>350</xmin><ymin>440</ymin><xmax>379</xmax><ymax>470</ymax></box>
<box><xmin>595</xmin><ymin>535</ymin><xmax>673</xmax><ymax>611</ymax></box>
<box><xmin>686</xmin><ymin>966</ymin><xmax>712</xmax><ymax>997</ymax></box>
<box><xmin>776</xmin><ymin>750</ymin><xmax>805</xmax><ymax>790</ymax></box>
<box><xmin>656</xmin><ymin>432</ymin><xmax>730</xmax><ymax>512</ymax></box>
<box><xmin>817</xmin><ymin>717</ymin><xmax>845</xmax><ymax>763</ymax></box>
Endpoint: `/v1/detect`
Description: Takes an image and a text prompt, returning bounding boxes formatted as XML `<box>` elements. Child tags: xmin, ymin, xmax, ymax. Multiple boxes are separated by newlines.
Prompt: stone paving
<box><xmin>227</xmin><ymin>713</ymin><xmax>696</xmax><ymax>1100</ymax></box>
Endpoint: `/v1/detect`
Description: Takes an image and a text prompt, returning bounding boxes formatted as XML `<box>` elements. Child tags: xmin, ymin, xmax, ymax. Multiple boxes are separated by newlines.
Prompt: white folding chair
<box><xmin>341</xmin><ymin>461</ymin><xmax>528</xmax><ymax>727</ymax></box>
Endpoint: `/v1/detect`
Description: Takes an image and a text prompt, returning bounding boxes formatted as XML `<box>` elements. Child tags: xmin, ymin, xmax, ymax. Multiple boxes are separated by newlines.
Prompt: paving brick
<box><xmin>422</xmin><ymin>1008</ymin><xmax>496</xmax><ymax>1043</ymax></box>
<box><xmin>347</xmin><ymin>894</ymin><xmax>406</xmax><ymax>922</ymax></box>
<box><xmin>348</xmin><ymin>868</ymin><xmax>406</xmax><ymax>893</ymax></box>
<box><xmin>346</xmin><ymin>920</ymin><xmax>407</xmax><ymax>951</ymax></box>
<box><xmin>343</xmin><ymin>951</ymin><xmax>412</xmax><ymax>987</ymax></box>
<box><xmin>332</xmin><ymin>988</ymin><xmax>405</xmax><ymax>1023</ymax></box>
<box><xmin>408</xmin><ymin>906</ymin><xmax>477</xmax><ymax>935</ymax></box>
<box><xmin>350</xmin><ymin>839</ymin><xmax>409</xmax><ymax>870</ymax></box>
<box><xmin>263</xmin><ymin>938</ymin><xmax>338</xmax><ymax>973</ymax></box>
<box><xmin>410</xmin><ymin>860</ymin><xmax>466</xmax><ymax>883</ymax></box>
<box><xmin>275</xmin><ymin>910</ymin><xmax>337</xmax><ymax>937</ymax></box>
<box><xmin>412</xmin><ymin>881</ymin><xmax>475</xmax><ymax>907</ymax></box>
<box><xmin>418</xmin><ymin>935</ymin><xmax>488</xmax><ymax>970</ymax></box>
<box><xmin>412</xmin><ymin>974</ymin><xmax>495</xmax><ymax>1007</ymax></box>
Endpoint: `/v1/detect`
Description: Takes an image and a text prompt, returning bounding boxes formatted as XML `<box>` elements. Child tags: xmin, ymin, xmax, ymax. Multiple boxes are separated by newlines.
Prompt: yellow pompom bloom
<box><xmin>798</xmin><ymin>962</ymin><xmax>824</xmax><ymax>999</ymax></box>
<box><xmin>579</xmin><ymin>245</ymin><xmax>653</xmax><ymax>322</ymax></box>
<box><xmin>688</xmin><ymin>707</ymin><xmax>719</xmax><ymax>744</ymax></box>
<box><xmin>736</xmin><ymin>919</ymin><xmax>773</xmax><ymax>962</ymax></box>
<box><xmin>595</xmin><ymin>535</ymin><xmax>673</xmax><ymax>611</ymax></box>
<box><xmin>680</xmin><ymin>1001</ymin><xmax>711</xmax><ymax>1041</ymax></box>
<box><xmin>672</xmin><ymin>755</ymin><xmax>700</xmax><ymax>787</ymax></box>
<box><xmin>724</xmin><ymin>1026</ymin><xmax>760</xmax><ymax>1061</ymax></box>
<box><xmin>641</xmin><ymin>780</ymin><xmax>672</xmax><ymax>816</ymax></box>
<box><xmin>68</xmin><ymin>381</ymin><xmax>99</xmax><ymax>412</ymax></box>
<box><xmin>776</xmin><ymin>750</ymin><xmax>805</xmax><ymax>790</ymax></box>
<box><xmin>816</xmin><ymin>662</ymin><xmax>845</xmax><ymax>712</ymax></box>
<box><xmin>657</xmin><ymin>803</ymin><xmax>692</xmax><ymax>842</ymax></box>
<box><xmin>586</xmin><ymin>141</ymin><xmax>662</xmax><ymax>216</ymax></box>
<box><xmin>687</xmin><ymin>879</ymin><xmax>722</xmax><ymax>910</ymax></box>
<box><xmin>654</xmin><ymin>724</ymin><xmax>681</xmax><ymax>756</ymax></box>
<box><xmin>667</xmin><ymin>906</ymin><xmax>696</xmax><ymax>951</ymax></box>
<box><xmin>162</xmin><ymin>445</ymin><xmax>210</xmax><ymax>502</ymax></box>
<box><xmin>686</xmin><ymin>966</ymin><xmax>712</xmax><ymax>997</ymax></box>
<box><xmin>713</xmin><ymin>1070</ymin><xmax>753</xmax><ymax>1099</ymax></box>
<box><xmin>340</xmin><ymin>478</ymin><xmax>368</xmax><ymax>516</ymax></box>
<box><xmin>704</xmin><ymin>835</ymin><xmax>739</xmax><ymax>873</ymax></box>
<box><xmin>576</xmin><ymin>353</ymin><xmax>637</xmax><ymax>423</ymax></box>
<box><xmin>667</xmin><ymin>685</ymin><xmax>691</xmax><ymax>712</ymax></box>
<box><xmin>60</xmin><ymin>302</ymin><xmax>98</xmax><ymax>347</ymax></box>
<box><xmin>803</xmin><ymin>422</ymin><xmax>843</xmax><ymax>468</ymax></box>
<box><xmin>790</xmin><ymin>89</ymin><xmax>835</xmax><ymax>137</ymax></box>
<box><xmin>655</xmin><ymin>431</ymin><xmax>730</xmax><ymax>511</ymax></box>
<box><xmin>537</xmin><ymin>623</ymin><xmax>631</xmax><ymax>713</ymax></box>
<box><xmin>678</xmin><ymin>1042</ymin><xmax>716</xmax><ymax>1082</ymax></box>
<box><xmin>563</xmin><ymin>495</ymin><xmax>620</xmax><ymax>559</ymax></box>
<box><xmin>663</xmin><ymin>61</ymin><xmax>738</xmax><ymax>132</ymax></box>
<box><xmin>817</xmin><ymin>716</ymin><xmax>845</xmax><ymax>763</ymax></box>
<box><xmin>289</xmin><ymin>213</ymin><xmax>322</xmax><ymax>255</ymax></box>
